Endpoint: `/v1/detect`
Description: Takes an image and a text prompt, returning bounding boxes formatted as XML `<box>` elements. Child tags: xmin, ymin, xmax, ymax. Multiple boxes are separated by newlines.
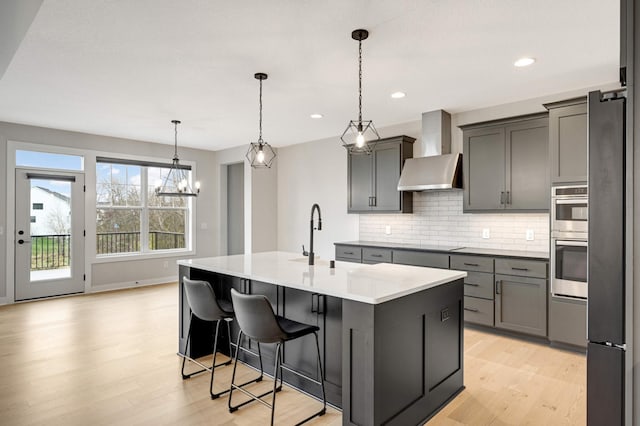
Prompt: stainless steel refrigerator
<box><xmin>587</xmin><ymin>89</ymin><xmax>626</xmax><ymax>425</ymax></box>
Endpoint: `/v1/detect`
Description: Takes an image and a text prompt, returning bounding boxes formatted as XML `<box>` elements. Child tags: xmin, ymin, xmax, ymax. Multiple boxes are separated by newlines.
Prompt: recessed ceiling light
<box><xmin>514</xmin><ymin>57</ymin><xmax>536</xmax><ymax>67</ymax></box>
<box><xmin>391</xmin><ymin>92</ymin><xmax>406</xmax><ymax>99</ymax></box>
<box><xmin>310</xmin><ymin>113</ymin><xmax>323</xmax><ymax>119</ymax></box>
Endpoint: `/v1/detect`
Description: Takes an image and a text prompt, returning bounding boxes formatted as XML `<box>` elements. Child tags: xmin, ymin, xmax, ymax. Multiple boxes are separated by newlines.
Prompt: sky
<box><xmin>16</xmin><ymin>150</ymin><xmax>83</xmax><ymax>197</ymax></box>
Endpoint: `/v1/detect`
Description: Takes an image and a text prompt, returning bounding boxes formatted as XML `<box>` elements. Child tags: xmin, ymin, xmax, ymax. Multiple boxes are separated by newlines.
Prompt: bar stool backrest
<box><xmin>230</xmin><ymin>288</ymin><xmax>286</xmax><ymax>343</ymax></box>
<box><xmin>183</xmin><ymin>277</ymin><xmax>229</xmax><ymax>322</ymax></box>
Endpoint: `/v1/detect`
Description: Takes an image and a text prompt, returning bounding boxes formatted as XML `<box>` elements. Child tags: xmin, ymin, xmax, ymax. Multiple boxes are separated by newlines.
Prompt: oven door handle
<box><xmin>554</xmin><ymin>199</ymin><xmax>588</xmax><ymax>205</ymax></box>
<box><xmin>555</xmin><ymin>240</ymin><xmax>587</xmax><ymax>247</ymax></box>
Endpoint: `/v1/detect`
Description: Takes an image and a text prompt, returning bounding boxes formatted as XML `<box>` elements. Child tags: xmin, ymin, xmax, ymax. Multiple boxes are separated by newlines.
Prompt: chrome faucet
<box><xmin>306</xmin><ymin>203</ymin><xmax>322</xmax><ymax>265</ymax></box>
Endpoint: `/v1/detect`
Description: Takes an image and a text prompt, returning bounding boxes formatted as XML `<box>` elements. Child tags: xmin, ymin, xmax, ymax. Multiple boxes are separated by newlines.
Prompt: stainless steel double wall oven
<box><xmin>550</xmin><ymin>185</ymin><xmax>588</xmax><ymax>299</ymax></box>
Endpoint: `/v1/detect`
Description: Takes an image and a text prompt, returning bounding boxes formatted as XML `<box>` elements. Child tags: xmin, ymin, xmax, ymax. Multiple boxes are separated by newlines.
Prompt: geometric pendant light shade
<box><xmin>341</xmin><ymin>29</ymin><xmax>380</xmax><ymax>155</ymax></box>
<box><xmin>246</xmin><ymin>72</ymin><xmax>276</xmax><ymax>168</ymax></box>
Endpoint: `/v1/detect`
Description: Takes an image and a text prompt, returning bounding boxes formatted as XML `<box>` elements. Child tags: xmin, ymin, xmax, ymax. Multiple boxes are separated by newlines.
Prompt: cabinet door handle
<box><xmin>371</xmin><ymin>196</ymin><xmax>377</xmax><ymax>207</ymax></box>
<box><xmin>464</xmin><ymin>283</ymin><xmax>479</xmax><ymax>287</ymax></box>
<box><xmin>318</xmin><ymin>295</ymin><xmax>325</xmax><ymax>315</ymax></box>
<box><xmin>511</xmin><ymin>267</ymin><xmax>529</xmax><ymax>271</ymax></box>
<box><xmin>463</xmin><ymin>262</ymin><xmax>479</xmax><ymax>267</ymax></box>
<box><xmin>371</xmin><ymin>254</ymin><xmax>383</xmax><ymax>258</ymax></box>
<box><xmin>506</xmin><ymin>191</ymin><xmax>511</xmax><ymax>205</ymax></box>
<box><xmin>500</xmin><ymin>191</ymin><xmax>505</xmax><ymax>205</ymax></box>
<box><xmin>495</xmin><ymin>280</ymin><xmax>502</xmax><ymax>294</ymax></box>
<box><xmin>464</xmin><ymin>307</ymin><xmax>480</xmax><ymax>313</ymax></box>
<box><xmin>311</xmin><ymin>293</ymin><xmax>318</xmax><ymax>313</ymax></box>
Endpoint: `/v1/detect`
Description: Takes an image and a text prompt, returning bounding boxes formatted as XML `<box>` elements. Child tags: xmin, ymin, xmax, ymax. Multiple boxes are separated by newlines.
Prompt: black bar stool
<box><xmin>228</xmin><ymin>288</ymin><xmax>326</xmax><ymax>425</ymax></box>
<box><xmin>180</xmin><ymin>277</ymin><xmax>234</xmax><ymax>399</ymax></box>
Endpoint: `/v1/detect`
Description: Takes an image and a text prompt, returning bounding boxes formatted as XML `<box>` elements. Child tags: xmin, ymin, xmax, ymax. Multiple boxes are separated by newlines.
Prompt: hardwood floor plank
<box><xmin>0</xmin><ymin>283</ymin><xmax>585</xmax><ymax>425</ymax></box>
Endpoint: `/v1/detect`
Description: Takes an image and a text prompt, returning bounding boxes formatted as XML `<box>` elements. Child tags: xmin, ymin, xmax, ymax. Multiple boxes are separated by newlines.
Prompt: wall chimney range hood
<box><xmin>397</xmin><ymin>110</ymin><xmax>462</xmax><ymax>191</ymax></box>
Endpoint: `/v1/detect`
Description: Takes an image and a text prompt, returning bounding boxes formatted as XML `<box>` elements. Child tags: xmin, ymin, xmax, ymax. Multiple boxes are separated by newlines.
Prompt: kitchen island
<box><xmin>178</xmin><ymin>251</ymin><xmax>466</xmax><ymax>425</ymax></box>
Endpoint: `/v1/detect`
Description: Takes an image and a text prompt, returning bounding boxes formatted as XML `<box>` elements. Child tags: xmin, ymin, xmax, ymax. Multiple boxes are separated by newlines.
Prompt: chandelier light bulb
<box><xmin>356</xmin><ymin>132</ymin><xmax>365</xmax><ymax>147</ymax></box>
<box><xmin>195</xmin><ymin>181</ymin><xmax>200</xmax><ymax>191</ymax></box>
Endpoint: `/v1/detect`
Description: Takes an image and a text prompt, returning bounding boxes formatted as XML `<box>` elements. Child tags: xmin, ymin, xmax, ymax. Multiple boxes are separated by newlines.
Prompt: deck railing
<box><xmin>31</xmin><ymin>234</ymin><xmax>70</xmax><ymax>270</ymax></box>
<box><xmin>30</xmin><ymin>232</ymin><xmax>186</xmax><ymax>270</ymax></box>
<box><xmin>96</xmin><ymin>231</ymin><xmax>185</xmax><ymax>254</ymax></box>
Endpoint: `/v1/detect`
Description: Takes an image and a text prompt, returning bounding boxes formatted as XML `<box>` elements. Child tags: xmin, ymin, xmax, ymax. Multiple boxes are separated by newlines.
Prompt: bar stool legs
<box><xmin>180</xmin><ymin>313</ymin><xmax>233</xmax><ymax>399</ymax></box>
<box><xmin>228</xmin><ymin>330</ymin><xmax>326</xmax><ymax>426</ymax></box>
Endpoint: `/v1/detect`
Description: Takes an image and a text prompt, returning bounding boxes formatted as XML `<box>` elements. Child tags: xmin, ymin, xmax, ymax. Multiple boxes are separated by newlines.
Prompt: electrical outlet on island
<box><xmin>482</xmin><ymin>228</ymin><xmax>490</xmax><ymax>239</ymax></box>
<box><xmin>526</xmin><ymin>229</ymin><xmax>535</xmax><ymax>241</ymax></box>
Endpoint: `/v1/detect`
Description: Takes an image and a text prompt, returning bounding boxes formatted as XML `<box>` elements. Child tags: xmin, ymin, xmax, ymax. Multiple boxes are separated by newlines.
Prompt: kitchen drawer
<box><xmin>393</xmin><ymin>250</ymin><xmax>449</xmax><ymax>269</ymax></box>
<box><xmin>362</xmin><ymin>248</ymin><xmax>392</xmax><ymax>264</ymax></box>
<box><xmin>450</xmin><ymin>255</ymin><xmax>494</xmax><ymax>273</ymax></box>
<box><xmin>463</xmin><ymin>296</ymin><xmax>494</xmax><ymax>326</ymax></box>
<box><xmin>495</xmin><ymin>258</ymin><xmax>547</xmax><ymax>278</ymax></box>
<box><xmin>463</xmin><ymin>271</ymin><xmax>494</xmax><ymax>300</ymax></box>
<box><xmin>335</xmin><ymin>246</ymin><xmax>362</xmax><ymax>262</ymax></box>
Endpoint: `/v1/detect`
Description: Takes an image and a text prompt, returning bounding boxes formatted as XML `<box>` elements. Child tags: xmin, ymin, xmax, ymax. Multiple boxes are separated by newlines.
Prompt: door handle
<box><xmin>18</xmin><ymin>239</ymin><xmax>31</xmax><ymax>244</ymax></box>
<box><xmin>500</xmin><ymin>191</ymin><xmax>505</xmax><ymax>205</ymax></box>
<box><xmin>371</xmin><ymin>196</ymin><xmax>376</xmax><ymax>207</ymax></box>
<box><xmin>495</xmin><ymin>280</ymin><xmax>502</xmax><ymax>294</ymax></box>
<box><xmin>311</xmin><ymin>293</ymin><xmax>317</xmax><ymax>313</ymax></box>
<box><xmin>506</xmin><ymin>191</ymin><xmax>511</xmax><ymax>205</ymax></box>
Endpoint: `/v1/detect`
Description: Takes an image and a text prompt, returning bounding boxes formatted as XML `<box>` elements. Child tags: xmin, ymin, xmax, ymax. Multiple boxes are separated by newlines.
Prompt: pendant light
<box><xmin>155</xmin><ymin>120</ymin><xmax>200</xmax><ymax>197</ymax></box>
<box><xmin>246</xmin><ymin>72</ymin><xmax>276</xmax><ymax>168</ymax></box>
<box><xmin>341</xmin><ymin>29</ymin><xmax>380</xmax><ymax>155</ymax></box>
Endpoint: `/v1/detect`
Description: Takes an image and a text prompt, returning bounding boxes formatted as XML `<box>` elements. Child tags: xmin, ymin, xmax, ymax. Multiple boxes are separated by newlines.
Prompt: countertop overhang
<box><xmin>178</xmin><ymin>251</ymin><xmax>466</xmax><ymax>304</ymax></box>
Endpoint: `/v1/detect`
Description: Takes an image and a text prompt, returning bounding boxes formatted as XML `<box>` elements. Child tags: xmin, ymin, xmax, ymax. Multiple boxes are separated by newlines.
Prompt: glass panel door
<box><xmin>15</xmin><ymin>169</ymin><xmax>85</xmax><ymax>300</ymax></box>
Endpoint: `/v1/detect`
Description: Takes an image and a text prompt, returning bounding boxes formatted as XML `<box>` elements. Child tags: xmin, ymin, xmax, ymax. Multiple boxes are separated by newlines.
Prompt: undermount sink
<box><xmin>288</xmin><ymin>256</ymin><xmax>328</xmax><ymax>266</ymax></box>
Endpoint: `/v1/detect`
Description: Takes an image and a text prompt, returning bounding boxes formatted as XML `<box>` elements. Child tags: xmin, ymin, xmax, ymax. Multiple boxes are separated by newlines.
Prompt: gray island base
<box><xmin>178</xmin><ymin>252</ymin><xmax>465</xmax><ymax>425</ymax></box>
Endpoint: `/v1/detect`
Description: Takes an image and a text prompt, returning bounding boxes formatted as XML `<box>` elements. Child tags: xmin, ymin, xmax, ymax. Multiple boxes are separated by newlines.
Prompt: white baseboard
<box><xmin>88</xmin><ymin>276</ymin><xmax>177</xmax><ymax>293</ymax></box>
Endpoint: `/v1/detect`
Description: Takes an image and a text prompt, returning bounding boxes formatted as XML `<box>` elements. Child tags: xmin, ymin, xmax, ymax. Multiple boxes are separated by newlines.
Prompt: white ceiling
<box><xmin>0</xmin><ymin>0</ymin><xmax>619</xmax><ymax>151</ymax></box>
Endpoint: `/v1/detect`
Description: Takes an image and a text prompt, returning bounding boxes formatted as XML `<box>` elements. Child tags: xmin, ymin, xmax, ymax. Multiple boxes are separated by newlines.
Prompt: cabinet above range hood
<box><xmin>397</xmin><ymin>110</ymin><xmax>462</xmax><ymax>191</ymax></box>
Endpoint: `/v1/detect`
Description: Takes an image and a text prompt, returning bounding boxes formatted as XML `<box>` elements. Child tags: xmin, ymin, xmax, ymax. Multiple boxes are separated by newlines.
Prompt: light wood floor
<box><xmin>0</xmin><ymin>283</ymin><xmax>586</xmax><ymax>425</ymax></box>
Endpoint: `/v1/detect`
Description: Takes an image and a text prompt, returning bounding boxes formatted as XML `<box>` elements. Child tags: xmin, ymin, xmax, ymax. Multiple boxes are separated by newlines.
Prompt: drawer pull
<box><xmin>344</xmin><ymin>251</ymin><xmax>354</xmax><ymax>255</ymax></box>
<box><xmin>511</xmin><ymin>267</ymin><xmax>529</xmax><ymax>271</ymax></box>
<box><xmin>464</xmin><ymin>283</ymin><xmax>479</xmax><ymax>287</ymax></box>
<box><xmin>464</xmin><ymin>307</ymin><xmax>480</xmax><ymax>313</ymax></box>
<box><xmin>463</xmin><ymin>262</ymin><xmax>479</xmax><ymax>267</ymax></box>
<box><xmin>371</xmin><ymin>254</ymin><xmax>383</xmax><ymax>258</ymax></box>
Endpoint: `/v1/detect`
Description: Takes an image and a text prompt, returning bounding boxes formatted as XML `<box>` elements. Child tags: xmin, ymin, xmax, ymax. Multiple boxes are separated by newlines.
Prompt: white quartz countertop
<box><xmin>178</xmin><ymin>251</ymin><xmax>467</xmax><ymax>304</ymax></box>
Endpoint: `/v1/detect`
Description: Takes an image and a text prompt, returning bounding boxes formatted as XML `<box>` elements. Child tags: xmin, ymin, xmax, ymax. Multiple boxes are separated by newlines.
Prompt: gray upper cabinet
<box><xmin>347</xmin><ymin>135</ymin><xmax>414</xmax><ymax>213</ymax></box>
<box><xmin>462</xmin><ymin>126</ymin><xmax>505</xmax><ymax>210</ymax></box>
<box><xmin>544</xmin><ymin>97</ymin><xmax>588</xmax><ymax>184</ymax></box>
<box><xmin>462</xmin><ymin>114</ymin><xmax>549</xmax><ymax>212</ymax></box>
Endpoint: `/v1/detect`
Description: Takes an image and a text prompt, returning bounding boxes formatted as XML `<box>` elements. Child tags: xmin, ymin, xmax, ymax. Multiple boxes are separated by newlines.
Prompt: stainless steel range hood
<box><xmin>397</xmin><ymin>110</ymin><xmax>462</xmax><ymax>191</ymax></box>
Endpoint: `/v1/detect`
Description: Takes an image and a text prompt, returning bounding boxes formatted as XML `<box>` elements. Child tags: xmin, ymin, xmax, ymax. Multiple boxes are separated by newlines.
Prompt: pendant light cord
<box><xmin>358</xmin><ymin>38</ymin><xmax>363</xmax><ymax>125</ymax></box>
<box><xmin>258</xmin><ymin>78</ymin><xmax>263</xmax><ymax>143</ymax></box>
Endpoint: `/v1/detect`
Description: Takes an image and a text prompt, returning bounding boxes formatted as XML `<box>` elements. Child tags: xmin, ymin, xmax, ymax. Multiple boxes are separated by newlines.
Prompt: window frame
<box><xmin>95</xmin><ymin>158</ymin><xmax>195</xmax><ymax>260</ymax></box>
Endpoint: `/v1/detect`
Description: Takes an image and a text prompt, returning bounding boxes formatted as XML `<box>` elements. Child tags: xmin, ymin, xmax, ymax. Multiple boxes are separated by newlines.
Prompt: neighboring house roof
<box><xmin>34</xmin><ymin>186</ymin><xmax>70</xmax><ymax>203</ymax></box>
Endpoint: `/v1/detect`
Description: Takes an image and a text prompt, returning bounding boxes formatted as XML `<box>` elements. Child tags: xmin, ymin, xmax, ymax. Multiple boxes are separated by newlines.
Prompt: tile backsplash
<box><xmin>359</xmin><ymin>191</ymin><xmax>549</xmax><ymax>252</ymax></box>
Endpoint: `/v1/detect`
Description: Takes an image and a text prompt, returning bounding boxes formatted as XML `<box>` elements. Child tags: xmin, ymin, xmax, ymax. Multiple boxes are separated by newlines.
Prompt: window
<box><xmin>16</xmin><ymin>150</ymin><xmax>83</xmax><ymax>170</ymax></box>
<box><xmin>30</xmin><ymin>216</ymin><xmax>36</xmax><ymax>223</ymax></box>
<box><xmin>32</xmin><ymin>203</ymin><xmax>44</xmax><ymax>210</ymax></box>
<box><xmin>96</xmin><ymin>158</ymin><xmax>193</xmax><ymax>256</ymax></box>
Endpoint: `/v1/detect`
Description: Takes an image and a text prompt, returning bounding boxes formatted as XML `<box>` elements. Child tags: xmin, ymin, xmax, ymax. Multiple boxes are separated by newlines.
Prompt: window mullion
<box><xmin>140</xmin><ymin>168</ymin><xmax>149</xmax><ymax>252</ymax></box>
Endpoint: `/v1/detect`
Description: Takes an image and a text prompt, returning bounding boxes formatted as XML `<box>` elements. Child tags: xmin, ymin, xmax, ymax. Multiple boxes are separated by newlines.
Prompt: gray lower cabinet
<box><xmin>544</xmin><ymin>97</ymin><xmax>588</xmax><ymax>184</ymax></box>
<box><xmin>347</xmin><ymin>135</ymin><xmax>414</xmax><ymax>213</ymax></box>
<box><xmin>362</xmin><ymin>247</ymin><xmax>392</xmax><ymax>264</ymax></box>
<box><xmin>336</xmin><ymin>245</ymin><xmax>362</xmax><ymax>263</ymax></box>
<box><xmin>451</xmin><ymin>254</ymin><xmax>495</xmax><ymax>327</ymax></box>
<box><xmin>495</xmin><ymin>273</ymin><xmax>547</xmax><ymax>337</ymax></box>
<box><xmin>282</xmin><ymin>287</ymin><xmax>342</xmax><ymax>407</ymax></box>
<box><xmin>462</xmin><ymin>114</ymin><xmax>549</xmax><ymax>212</ymax></box>
<box><xmin>393</xmin><ymin>250</ymin><xmax>449</xmax><ymax>269</ymax></box>
<box><xmin>336</xmin><ymin>244</ymin><xmax>550</xmax><ymax>339</ymax></box>
<box><xmin>549</xmin><ymin>296</ymin><xmax>587</xmax><ymax>348</ymax></box>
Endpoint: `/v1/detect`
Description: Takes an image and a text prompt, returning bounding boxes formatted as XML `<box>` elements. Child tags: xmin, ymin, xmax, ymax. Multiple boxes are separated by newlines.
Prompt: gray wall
<box><xmin>226</xmin><ymin>162</ymin><xmax>244</xmax><ymax>255</ymax></box>
<box><xmin>0</xmin><ymin>121</ymin><xmax>217</xmax><ymax>298</ymax></box>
